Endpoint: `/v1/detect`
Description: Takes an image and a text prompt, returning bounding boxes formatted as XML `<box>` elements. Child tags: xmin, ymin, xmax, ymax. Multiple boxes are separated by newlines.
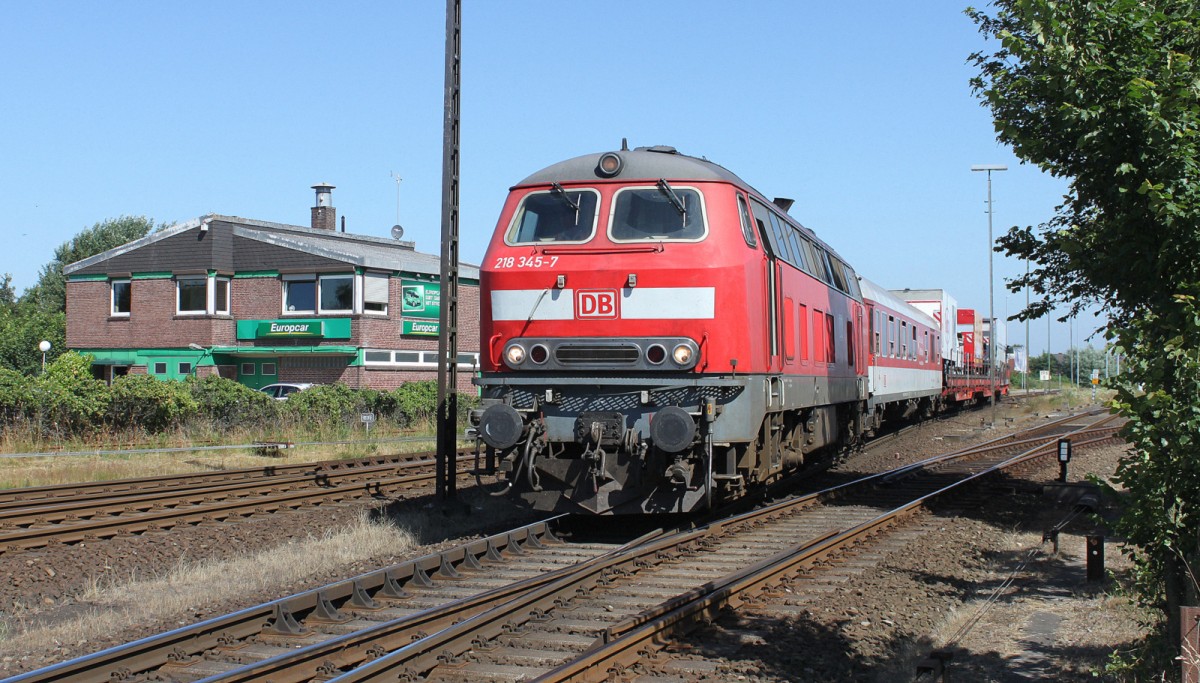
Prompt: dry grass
<box><xmin>0</xmin><ymin>510</ymin><xmax>417</xmax><ymax>653</ymax></box>
<box><xmin>0</xmin><ymin>431</ymin><xmax>440</xmax><ymax>490</ymax></box>
<box><xmin>1017</xmin><ymin>385</ymin><xmax>1116</xmax><ymax>416</ymax></box>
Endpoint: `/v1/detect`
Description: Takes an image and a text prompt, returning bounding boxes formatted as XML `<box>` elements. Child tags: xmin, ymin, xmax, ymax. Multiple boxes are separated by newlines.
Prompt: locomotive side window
<box><xmin>832</xmin><ymin>258</ymin><xmax>860</xmax><ymax>298</ymax></box>
<box><xmin>749</xmin><ymin>199</ymin><xmax>782</xmax><ymax>259</ymax></box>
<box><xmin>827</xmin><ymin>255</ymin><xmax>849</xmax><ymax>292</ymax></box>
<box><xmin>736</xmin><ymin>194</ymin><xmax>757</xmax><ymax>247</ymax></box>
<box><xmin>610</xmin><ymin>186</ymin><xmax>706</xmax><ymax>241</ymax></box>
<box><xmin>767</xmin><ymin>213</ymin><xmax>797</xmax><ymax>265</ymax></box>
<box><xmin>811</xmin><ymin>246</ymin><xmax>836</xmax><ymax>286</ymax></box>
<box><xmin>785</xmin><ymin>225</ymin><xmax>810</xmax><ymax>273</ymax></box>
<box><xmin>507</xmin><ymin>188</ymin><xmax>600</xmax><ymax>244</ymax></box>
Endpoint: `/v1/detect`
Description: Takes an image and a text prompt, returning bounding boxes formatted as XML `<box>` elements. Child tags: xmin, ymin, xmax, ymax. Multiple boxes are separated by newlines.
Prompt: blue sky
<box><xmin>1</xmin><ymin>1</ymin><xmax>1100</xmax><ymax>355</ymax></box>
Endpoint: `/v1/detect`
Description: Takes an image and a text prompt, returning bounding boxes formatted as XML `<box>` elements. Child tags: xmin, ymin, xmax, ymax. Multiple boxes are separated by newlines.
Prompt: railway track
<box><xmin>0</xmin><ymin>452</ymin><xmax>474</xmax><ymax>554</ymax></box>
<box><xmin>3</xmin><ymin>408</ymin><xmax>1121</xmax><ymax>683</ymax></box>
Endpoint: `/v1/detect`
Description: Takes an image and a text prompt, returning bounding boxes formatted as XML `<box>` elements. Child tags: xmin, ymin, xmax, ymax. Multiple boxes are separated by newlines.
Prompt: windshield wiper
<box><xmin>551</xmin><ymin>182</ymin><xmax>581</xmax><ymax>225</ymax></box>
<box><xmin>656</xmin><ymin>178</ymin><xmax>687</xmax><ymax>227</ymax></box>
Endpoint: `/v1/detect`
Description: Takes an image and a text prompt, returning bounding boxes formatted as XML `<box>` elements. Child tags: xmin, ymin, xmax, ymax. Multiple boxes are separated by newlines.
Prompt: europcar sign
<box><xmin>236</xmin><ymin>318</ymin><xmax>350</xmax><ymax>341</ymax></box>
<box><xmin>257</xmin><ymin>321</ymin><xmax>324</xmax><ymax>338</ymax></box>
<box><xmin>403</xmin><ymin>320</ymin><xmax>440</xmax><ymax>336</ymax></box>
<box><xmin>401</xmin><ymin>280</ymin><xmax>440</xmax><ymax>319</ymax></box>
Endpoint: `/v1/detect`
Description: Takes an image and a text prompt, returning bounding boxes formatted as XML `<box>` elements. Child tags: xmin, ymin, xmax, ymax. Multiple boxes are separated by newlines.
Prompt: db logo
<box><xmin>575</xmin><ymin>289</ymin><xmax>618</xmax><ymax>319</ymax></box>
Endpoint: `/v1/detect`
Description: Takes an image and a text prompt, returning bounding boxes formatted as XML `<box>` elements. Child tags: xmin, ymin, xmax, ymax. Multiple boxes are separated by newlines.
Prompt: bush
<box><xmin>187</xmin><ymin>375</ymin><xmax>276</xmax><ymax>429</ymax></box>
<box><xmin>390</xmin><ymin>381</ymin><xmax>439</xmax><ymax>427</ymax></box>
<box><xmin>108</xmin><ymin>374</ymin><xmax>198</xmax><ymax>433</ymax></box>
<box><xmin>282</xmin><ymin>383</ymin><xmax>370</xmax><ymax>425</ymax></box>
<box><xmin>0</xmin><ymin>360</ymin><xmax>465</xmax><ymax>441</ymax></box>
<box><xmin>0</xmin><ymin>366</ymin><xmax>34</xmax><ymax>426</ymax></box>
<box><xmin>34</xmin><ymin>352</ymin><xmax>110</xmax><ymax>437</ymax></box>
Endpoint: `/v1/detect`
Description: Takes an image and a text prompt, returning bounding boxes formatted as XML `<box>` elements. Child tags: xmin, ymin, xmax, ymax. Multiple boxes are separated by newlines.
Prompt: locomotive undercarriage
<box><xmin>471</xmin><ymin>373</ymin><xmax>865</xmax><ymax>515</ymax></box>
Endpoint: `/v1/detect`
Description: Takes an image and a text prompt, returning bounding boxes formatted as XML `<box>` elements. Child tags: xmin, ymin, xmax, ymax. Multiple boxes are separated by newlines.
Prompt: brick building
<box><xmin>63</xmin><ymin>185</ymin><xmax>480</xmax><ymax>392</ymax></box>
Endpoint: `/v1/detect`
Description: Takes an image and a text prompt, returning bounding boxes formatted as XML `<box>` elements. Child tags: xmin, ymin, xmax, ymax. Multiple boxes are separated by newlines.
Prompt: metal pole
<box><xmin>1024</xmin><ymin>259</ymin><xmax>1030</xmax><ymax>392</ymax></box>
<box><xmin>435</xmin><ymin>0</ymin><xmax>462</xmax><ymax>503</ymax></box>
<box><xmin>972</xmin><ymin>165</ymin><xmax>1005</xmax><ymax>423</ymax></box>
<box><xmin>988</xmin><ymin>170</ymin><xmax>994</xmax><ymax>424</ymax></box>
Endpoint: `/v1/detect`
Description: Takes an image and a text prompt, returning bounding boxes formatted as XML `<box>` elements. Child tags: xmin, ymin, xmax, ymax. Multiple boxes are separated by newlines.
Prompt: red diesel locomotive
<box><xmin>471</xmin><ymin>145</ymin><xmax>1005</xmax><ymax>515</ymax></box>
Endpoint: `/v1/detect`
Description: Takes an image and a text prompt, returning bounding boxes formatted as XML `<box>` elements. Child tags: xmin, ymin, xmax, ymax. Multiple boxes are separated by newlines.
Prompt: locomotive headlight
<box><xmin>671</xmin><ymin>344</ymin><xmax>694</xmax><ymax>366</ymax></box>
<box><xmin>596</xmin><ymin>152</ymin><xmax>623</xmax><ymax>178</ymax></box>
<box><xmin>505</xmin><ymin>344</ymin><xmax>527</xmax><ymax>366</ymax></box>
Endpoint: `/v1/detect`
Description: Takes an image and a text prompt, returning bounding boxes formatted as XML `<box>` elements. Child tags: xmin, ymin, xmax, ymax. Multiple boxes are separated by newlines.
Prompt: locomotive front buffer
<box><xmin>470</xmin><ymin>384</ymin><xmax>726</xmax><ymax>515</ymax></box>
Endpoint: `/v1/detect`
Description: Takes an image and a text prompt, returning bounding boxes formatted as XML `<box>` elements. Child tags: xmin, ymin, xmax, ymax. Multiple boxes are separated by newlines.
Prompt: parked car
<box><xmin>259</xmin><ymin>382</ymin><xmax>314</xmax><ymax>400</ymax></box>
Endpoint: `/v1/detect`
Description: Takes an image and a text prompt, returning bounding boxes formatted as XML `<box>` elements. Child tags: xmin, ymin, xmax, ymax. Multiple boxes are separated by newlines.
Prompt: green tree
<box><xmin>23</xmin><ymin>216</ymin><xmax>156</xmax><ymax>313</ymax></box>
<box><xmin>0</xmin><ymin>274</ymin><xmax>15</xmax><ymax>312</ymax></box>
<box><xmin>969</xmin><ymin>0</ymin><xmax>1200</xmax><ymax>656</ymax></box>
<box><xmin>0</xmin><ymin>308</ymin><xmax>65</xmax><ymax>375</ymax></box>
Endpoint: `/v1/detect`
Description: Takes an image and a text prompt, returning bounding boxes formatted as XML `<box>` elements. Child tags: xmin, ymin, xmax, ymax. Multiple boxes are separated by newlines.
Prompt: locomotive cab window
<box><xmin>610</xmin><ymin>184</ymin><xmax>706</xmax><ymax>241</ymax></box>
<box><xmin>736</xmin><ymin>194</ymin><xmax>757</xmax><ymax>247</ymax></box>
<box><xmin>506</xmin><ymin>187</ymin><xmax>600</xmax><ymax>244</ymax></box>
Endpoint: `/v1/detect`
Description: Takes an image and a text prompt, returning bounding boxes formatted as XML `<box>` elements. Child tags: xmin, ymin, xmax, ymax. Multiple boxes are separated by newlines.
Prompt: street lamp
<box><xmin>188</xmin><ymin>343</ymin><xmax>208</xmax><ymax>377</ymax></box>
<box><xmin>972</xmin><ymin>164</ymin><xmax>1007</xmax><ymax>426</ymax></box>
<box><xmin>38</xmin><ymin>340</ymin><xmax>51</xmax><ymax>373</ymax></box>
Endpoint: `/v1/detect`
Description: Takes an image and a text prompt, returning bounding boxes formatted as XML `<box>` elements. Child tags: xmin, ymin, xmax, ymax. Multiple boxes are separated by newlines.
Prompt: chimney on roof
<box><xmin>311</xmin><ymin>183</ymin><xmax>336</xmax><ymax>231</ymax></box>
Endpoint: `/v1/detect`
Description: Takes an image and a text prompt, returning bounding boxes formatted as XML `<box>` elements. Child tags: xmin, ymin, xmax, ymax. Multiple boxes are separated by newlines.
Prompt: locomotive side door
<box><xmin>749</xmin><ymin>199</ymin><xmax>784</xmax><ymax>371</ymax></box>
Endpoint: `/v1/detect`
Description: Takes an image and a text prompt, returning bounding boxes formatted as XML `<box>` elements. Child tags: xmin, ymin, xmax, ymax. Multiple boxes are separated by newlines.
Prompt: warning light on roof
<box><xmin>597</xmin><ymin>153</ymin><xmax>623</xmax><ymax>178</ymax></box>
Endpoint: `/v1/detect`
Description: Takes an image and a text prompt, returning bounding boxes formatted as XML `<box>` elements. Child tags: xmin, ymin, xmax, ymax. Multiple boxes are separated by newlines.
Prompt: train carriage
<box><xmin>859</xmin><ymin>278</ymin><xmax>943</xmax><ymax>429</ymax></box>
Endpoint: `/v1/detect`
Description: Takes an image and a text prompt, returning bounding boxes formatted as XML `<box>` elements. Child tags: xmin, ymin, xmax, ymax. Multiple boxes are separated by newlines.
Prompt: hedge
<box><xmin>0</xmin><ymin>352</ymin><xmax>464</xmax><ymax>440</ymax></box>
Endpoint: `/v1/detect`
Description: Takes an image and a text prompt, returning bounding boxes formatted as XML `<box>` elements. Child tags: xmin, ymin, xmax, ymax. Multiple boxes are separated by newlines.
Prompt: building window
<box><xmin>177</xmin><ymin>277</ymin><xmax>207</xmax><ymax>314</ymax></box>
<box><xmin>111</xmin><ymin>279</ymin><xmax>131</xmax><ymax>316</ymax></box>
<box><xmin>261</xmin><ymin>363</ymin><xmax>277</xmax><ymax>376</ymax></box>
<box><xmin>284</xmin><ymin>274</ymin><xmax>355</xmax><ymax>314</ymax></box>
<box><xmin>240</xmin><ymin>363</ymin><xmax>255</xmax><ymax>376</ymax></box>
<box><xmin>178</xmin><ymin>362</ymin><xmax>192</xmax><ymax>375</ymax></box>
<box><xmin>363</xmin><ymin>273</ymin><xmax>389</xmax><ymax>314</ymax></box>
<box><xmin>362</xmin><ymin>349</ymin><xmax>479</xmax><ymax>369</ymax></box>
<box><xmin>319</xmin><ymin>275</ymin><xmax>354</xmax><ymax>313</ymax></box>
<box><xmin>284</xmin><ymin>278</ymin><xmax>316</xmax><ymax>313</ymax></box>
<box><xmin>283</xmin><ymin>356</ymin><xmax>347</xmax><ymax>370</ymax></box>
<box><xmin>153</xmin><ymin>362</ymin><xmax>167</xmax><ymax>374</ymax></box>
<box><xmin>215</xmin><ymin>278</ymin><xmax>230</xmax><ymax>315</ymax></box>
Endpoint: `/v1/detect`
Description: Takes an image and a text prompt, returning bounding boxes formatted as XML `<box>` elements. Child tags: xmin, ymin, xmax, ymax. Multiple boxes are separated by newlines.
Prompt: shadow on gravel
<box><xmin>931</xmin><ymin>638</ymin><xmax>1128</xmax><ymax>681</ymax></box>
<box><xmin>366</xmin><ymin>488</ymin><xmax>545</xmax><ymax>546</ymax></box>
<box><xmin>900</xmin><ymin>546</ymin><xmax>1116</xmax><ymax>610</ymax></box>
<box><xmin>680</xmin><ymin>609</ymin><xmax>888</xmax><ymax>682</ymax></box>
